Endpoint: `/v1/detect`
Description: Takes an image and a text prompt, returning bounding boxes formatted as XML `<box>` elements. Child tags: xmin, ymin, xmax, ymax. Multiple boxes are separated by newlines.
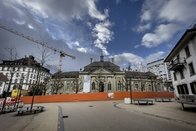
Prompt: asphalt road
<box><xmin>59</xmin><ymin>101</ymin><xmax>196</xmax><ymax>131</ymax></box>
<box><xmin>0</xmin><ymin>101</ymin><xmax>195</xmax><ymax>131</ymax></box>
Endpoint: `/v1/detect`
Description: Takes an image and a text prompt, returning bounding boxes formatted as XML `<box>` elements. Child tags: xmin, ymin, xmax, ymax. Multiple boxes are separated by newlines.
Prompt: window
<box><xmin>185</xmin><ymin>46</ymin><xmax>191</xmax><ymax>58</ymax></box>
<box><xmin>190</xmin><ymin>82</ymin><xmax>196</xmax><ymax>94</ymax></box>
<box><xmin>15</xmin><ymin>79</ymin><xmax>18</xmax><ymax>84</ymax></box>
<box><xmin>177</xmin><ymin>84</ymin><xmax>189</xmax><ymax>94</ymax></box>
<box><xmin>23</xmin><ymin>67</ymin><xmax>26</xmax><ymax>71</ymax></box>
<box><xmin>30</xmin><ymin>74</ymin><xmax>33</xmax><ymax>78</ymax></box>
<box><xmin>0</xmin><ymin>82</ymin><xmax>3</xmax><ymax>87</ymax></box>
<box><xmin>173</xmin><ymin>72</ymin><xmax>177</xmax><ymax>81</ymax></box>
<box><xmin>188</xmin><ymin>63</ymin><xmax>195</xmax><ymax>76</ymax></box>
<box><xmin>92</xmin><ymin>82</ymin><xmax>95</xmax><ymax>90</ymax></box>
<box><xmin>108</xmin><ymin>82</ymin><xmax>111</xmax><ymax>90</ymax></box>
<box><xmin>117</xmin><ymin>81</ymin><xmax>122</xmax><ymax>91</ymax></box>
<box><xmin>179</xmin><ymin>69</ymin><xmax>184</xmax><ymax>79</ymax></box>
<box><xmin>16</xmin><ymin>73</ymin><xmax>19</xmax><ymax>77</ymax></box>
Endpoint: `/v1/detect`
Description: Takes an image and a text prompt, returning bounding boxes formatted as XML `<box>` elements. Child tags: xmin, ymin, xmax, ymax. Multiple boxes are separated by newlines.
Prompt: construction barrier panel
<box><xmin>20</xmin><ymin>91</ymin><xmax>174</xmax><ymax>104</ymax></box>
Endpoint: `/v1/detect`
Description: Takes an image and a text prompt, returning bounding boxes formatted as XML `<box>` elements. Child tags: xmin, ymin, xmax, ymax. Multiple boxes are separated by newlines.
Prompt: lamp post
<box><xmin>1</xmin><ymin>67</ymin><xmax>15</xmax><ymax>113</ymax></box>
<box><xmin>129</xmin><ymin>78</ymin><xmax>132</xmax><ymax>104</ymax></box>
<box><xmin>15</xmin><ymin>76</ymin><xmax>24</xmax><ymax>109</ymax></box>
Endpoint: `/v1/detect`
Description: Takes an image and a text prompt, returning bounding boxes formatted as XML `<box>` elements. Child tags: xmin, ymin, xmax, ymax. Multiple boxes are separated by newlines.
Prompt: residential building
<box><xmin>164</xmin><ymin>27</ymin><xmax>196</xmax><ymax>108</ymax></box>
<box><xmin>147</xmin><ymin>59</ymin><xmax>172</xmax><ymax>91</ymax></box>
<box><xmin>50</xmin><ymin>55</ymin><xmax>164</xmax><ymax>94</ymax></box>
<box><xmin>0</xmin><ymin>73</ymin><xmax>8</xmax><ymax>96</ymax></box>
<box><xmin>0</xmin><ymin>55</ymin><xmax>51</xmax><ymax>93</ymax></box>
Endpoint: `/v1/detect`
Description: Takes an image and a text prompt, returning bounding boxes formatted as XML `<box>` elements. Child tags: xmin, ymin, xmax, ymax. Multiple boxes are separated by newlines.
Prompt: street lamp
<box><xmin>1</xmin><ymin>67</ymin><xmax>15</xmax><ymax>113</ymax></box>
<box><xmin>128</xmin><ymin>78</ymin><xmax>132</xmax><ymax>104</ymax></box>
<box><xmin>15</xmin><ymin>76</ymin><xmax>24</xmax><ymax>109</ymax></box>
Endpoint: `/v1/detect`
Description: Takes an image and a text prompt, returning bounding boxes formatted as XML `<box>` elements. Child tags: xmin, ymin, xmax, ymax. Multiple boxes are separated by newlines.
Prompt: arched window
<box><xmin>108</xmin><ymin>82</ymin><xmax>111</xmax><ymax>90</ymax></box>
<box><xmin>135</xmin><ymin>84</ymin><xmax>138</xmax><ymax>91</ymax></box>
<box><xmin>92</xmin><ymin>82</ymin><xmax>95</xmax><ymax>90</ymax></box>
<box><xmin>118</xmin><ymin>81</ymin><xmax>122</xmax><ymax>91</ymax></box>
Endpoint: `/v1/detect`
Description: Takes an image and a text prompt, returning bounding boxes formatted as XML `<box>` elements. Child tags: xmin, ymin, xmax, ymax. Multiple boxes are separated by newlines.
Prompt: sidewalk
<box><xmin>117</xmin><ymin>101</ymin><xmax>196</xmax><ymax>126</ymax></box>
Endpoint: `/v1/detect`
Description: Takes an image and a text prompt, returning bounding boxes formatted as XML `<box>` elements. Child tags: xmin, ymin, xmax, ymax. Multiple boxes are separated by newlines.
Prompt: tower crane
<box><xmin>0</xmin><ymin>24</ymin><xmax>76</xmax><ymax>72</ymax></box>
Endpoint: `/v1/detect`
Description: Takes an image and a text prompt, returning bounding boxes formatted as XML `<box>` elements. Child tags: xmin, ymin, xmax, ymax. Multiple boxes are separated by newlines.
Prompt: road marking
<box><xmin>57</xmin><ymin>106</ymin><xmax>65</xmax><ymax>131</ymax></box>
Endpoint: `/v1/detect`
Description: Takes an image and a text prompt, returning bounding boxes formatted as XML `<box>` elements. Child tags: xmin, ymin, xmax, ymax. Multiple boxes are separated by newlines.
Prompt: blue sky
<box><xmin>0</xmin><ymin>0</ymin><xmax>196</xmax><ymax>73</ymax></box>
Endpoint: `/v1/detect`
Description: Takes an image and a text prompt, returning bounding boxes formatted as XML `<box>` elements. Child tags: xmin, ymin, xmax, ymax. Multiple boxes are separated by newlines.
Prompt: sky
<box><xmin>0</xmin><ymin>0</ymin><xmax>196</xmax><ymax>73</ymax></box>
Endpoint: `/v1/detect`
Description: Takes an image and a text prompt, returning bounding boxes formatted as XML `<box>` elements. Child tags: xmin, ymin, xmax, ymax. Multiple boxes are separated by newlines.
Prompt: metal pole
<box><xmin>1</xmin><ymin>71</ymin><xmax>14</xmax><ymax>113</ymax></box>
<box><xmin>129</xmin><ymin>78</ymin><xmax>132</xmax><ymax>104</ymax></box>
<box><xmin>30</xmin><ymin>69</ymin><xmax>40</xmax><ymax>112</ymax></box>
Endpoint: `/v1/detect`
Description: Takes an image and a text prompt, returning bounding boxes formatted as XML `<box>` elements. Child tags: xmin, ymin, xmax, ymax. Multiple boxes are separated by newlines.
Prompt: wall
<box><xmin>20</xmin><ymin>91</ymin><xmax>174</xmax><ymax>104</ymax></box>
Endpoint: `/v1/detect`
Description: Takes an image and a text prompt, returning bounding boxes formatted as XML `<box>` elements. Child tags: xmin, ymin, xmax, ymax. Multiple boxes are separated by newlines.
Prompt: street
<box><xmin>0</xmin><ymin>101</ymin><xmax>196</xmax><ymax>131</ymax></box>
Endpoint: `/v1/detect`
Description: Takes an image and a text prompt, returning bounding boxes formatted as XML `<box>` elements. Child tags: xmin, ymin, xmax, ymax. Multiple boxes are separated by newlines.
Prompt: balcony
<box><xmin>169</xmin><ymin>57</ymin><xmax>186</xmax><ymax>71</ymax></box>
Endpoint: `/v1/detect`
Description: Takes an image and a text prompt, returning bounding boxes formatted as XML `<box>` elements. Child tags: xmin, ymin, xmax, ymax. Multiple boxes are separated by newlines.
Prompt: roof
<box><xmin>0</xmin><ymin>55</ymin><xmax>50</xmax><ymax>73</ymax></box>
<box><xmin>164</xmin><ymin>28</ymin><xmax>196</xmax><ymax>62</ymax></box>
<box><xmin>125</xmin><ymin>71</ymin><xmax>156</xmax><ymax>79</ymax></box>
<box><xmin>83</xmin><ymin>61</ymin><xmax>121</xmax><ymax>73</ymax></box>
<box><xmin>53</xmin><ymin>71</ymin><xmax>79</xmax><ymax>78</ymax></box>
<box><xmin>147</xmin><ymin>58</ymin><xmax>164</xmax><ymax>65</ymax></box>
<box><xmin>0</xmin><ymin>73</ymin><xmax>8</xmax><ymax>81</ymax></box>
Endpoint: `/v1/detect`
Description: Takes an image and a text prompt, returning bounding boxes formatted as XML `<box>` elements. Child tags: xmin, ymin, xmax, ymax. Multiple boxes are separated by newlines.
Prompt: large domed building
<box><xmin>50</xmin><ymin>55</ymin><xmax>164</xmax><ymax>94</ymax></box>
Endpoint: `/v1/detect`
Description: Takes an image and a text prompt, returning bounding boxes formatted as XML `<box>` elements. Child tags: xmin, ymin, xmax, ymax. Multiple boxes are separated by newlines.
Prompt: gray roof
<box><xmin>0</xmin><ymin>55</ymin><xmax>50</xmax><ymax>73</ymax></box>
<box><xmin>53</xmin><ymin>71</ymin><xmax>79</xmax><ymax>78</ymax></box>
<box><xmin>83</xmin><ymin>61</ymin><xmax>121</xmax><ymax>72</ymax></box>
<box><xmin>125</xmin><ymin>71</ymin><xmax>156</xmax><ymax>79</ymax></box>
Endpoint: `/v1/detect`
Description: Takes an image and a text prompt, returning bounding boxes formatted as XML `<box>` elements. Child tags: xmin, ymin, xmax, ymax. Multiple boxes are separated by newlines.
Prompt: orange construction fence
<box><xmin>20</xmin><ymin>91</ymin><xmax>174</xmax><ymax>104</ymax></box>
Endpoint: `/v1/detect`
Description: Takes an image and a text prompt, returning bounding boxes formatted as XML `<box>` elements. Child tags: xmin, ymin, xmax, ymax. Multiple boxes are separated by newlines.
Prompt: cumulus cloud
<box><xmin>159</xmin><ymin>0</ymin><xmax>196</xmax><ymax>22</ymax></box>
<box><xmin>77</xmin><ymin>47</ymin><xmax>88</xmax><ymax>53</ymax></box>
<box><xmin>145</xmin><ymin>51</ymin><xmax>165</xmax><ymax>63</ymax></box>
<box><xmin>0</xmin><ymin>0</ymin><xmax>113</xmax><ymax>72</ymax></box>
<box><xmin>136</xmin><ymin>23</ymin><xmax>151</xmax><ymax>32</ymax></box>
<box><xmin>142</xmin><ymin>23</ymin><xmax>180</xmax><ymax>48</ymax></box>
<box><xmin>138</xmin><ymin>0</ymin><xmax>196</xmax><ymax>48</ymax></box>
<box><xmin>93</xmin><ymin>20</ymin><xmax>113</xmax><ymax>55</ymax></box>
<box><xmin>112</xmin><ymin>51</ymin><xmax>165</xmax><ymax>65</ymax></box>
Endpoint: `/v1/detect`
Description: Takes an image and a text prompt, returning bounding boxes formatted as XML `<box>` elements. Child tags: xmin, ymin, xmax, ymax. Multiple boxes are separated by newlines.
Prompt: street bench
<box><xmin>155</xmin><ymin>97</ymin><xmax>172</xmax><ymax>102</ymax></box>
<box><xmin>17</xmin><ymin>106</ymin><xmax>45</xmax><ymax>115</ymax></box>
<box><xmin>133</xmin><ymin>99</ymin><xmax>153</xmax><ymax>105</ymax></box>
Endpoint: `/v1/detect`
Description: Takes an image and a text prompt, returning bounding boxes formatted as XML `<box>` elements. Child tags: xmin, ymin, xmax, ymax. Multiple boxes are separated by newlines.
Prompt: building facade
<box><xmin>164</xmin><ymin>27</ymin><xmax>196</xmax><ymax>105</ymax></box>
<box><xmin>0</xmin><ymin>56</ymin><xmax>51</xmax><ymax>92</ymax></box>
<box><xmin>147</xmin><ymin>59</ymin><xmax>172</xmax><ymax>91</ymax></box>
<box><xmin>0</xmin><ymin>73</ymin><xmax>8</xmax><ymax>96</ymax></box>
<box><xmin>51</xmin><ymin>56</ymin><xmax>164</xmax><ymax>94</ymax></box>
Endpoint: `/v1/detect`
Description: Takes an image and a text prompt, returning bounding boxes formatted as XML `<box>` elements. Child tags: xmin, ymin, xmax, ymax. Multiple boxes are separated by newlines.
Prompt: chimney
<box><xmin>90</xmin><ymin>58</ymin><xmax>93</xmax><ymax>63</ymax></box>
<box><xmin>100</xmin><ymin>55</ymin><xmax>104</xmax><ymax>62</ymax></box>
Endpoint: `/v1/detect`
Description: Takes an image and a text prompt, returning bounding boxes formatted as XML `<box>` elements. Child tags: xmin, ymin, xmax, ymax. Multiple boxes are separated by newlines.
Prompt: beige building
<box><xmin>51</xmin><ymin>56</ymin><xmax>164</xmax><ymax>94</ymax></box>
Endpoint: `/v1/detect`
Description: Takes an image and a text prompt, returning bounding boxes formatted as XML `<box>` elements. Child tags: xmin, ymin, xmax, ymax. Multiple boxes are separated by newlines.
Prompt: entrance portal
<box><xmin>99</xmin><ymin>81</ymin><xmax>104</xmax><ymax>92</ymax></box>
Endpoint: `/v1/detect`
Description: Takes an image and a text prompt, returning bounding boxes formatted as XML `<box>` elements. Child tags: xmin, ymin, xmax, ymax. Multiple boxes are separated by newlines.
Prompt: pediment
<box><xmin>92</xmin><ymin>68</ymin><xmax>112</xmax><ymax>74</ymax></box>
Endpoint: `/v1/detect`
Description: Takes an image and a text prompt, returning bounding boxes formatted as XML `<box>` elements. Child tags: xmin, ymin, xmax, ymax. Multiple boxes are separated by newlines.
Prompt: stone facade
<box><xmin>51</xmin><ymin>56</ymin><xmax>164</xmax><ymax>94</ymax></box>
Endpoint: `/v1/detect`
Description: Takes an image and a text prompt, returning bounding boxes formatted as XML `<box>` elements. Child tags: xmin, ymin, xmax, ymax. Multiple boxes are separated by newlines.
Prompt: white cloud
<box><xmin>159</xmin><ymin>0</ymin><xmax>196</xmax><ymax>23</ymax></box>
<box><xmin>112</xmin><ymin>53</ymin><xmax>144</xmax><ymax>65</ymax></box>
<box><xmin>112</xmin><ymin>51</ymin><xmax>165</xmax><ymax>66</ymax></box>
<box><xmin>77</xmin><ymin>47</ymin><xmax>88</xmax><ymax>53</ymax></box>
<box><xmin>87</xmin><ymin>0</ymin><xmax>108</xmax><ymax>21</ymax></box>
<box><xmin>28</xmin><ymin>24</ymin><xmax>34</xmax><ymax>29</ymax></box>
<box><xmin>138</xmin><ymin>0</ymin><xmax>196</xmax><ymax>48</ymax></box>
<box><xmin>93</xmin><ymin>20</ymin><xmax>113</xmax><ymax>54</ymax></box>
<box><xmin>142</xmin><ymin>23</ymin><xmax>180</xmax><ymax>48</ymax></box>
<box><xmin>136</xmin><ymin>23</ymin><xmax>151</xmax><ymax>32</ymax></box>
<box><xmin>141</xmin><ymin>10</ymin><xmax>151</xmax><ymax>22</ymax></box>
<box><xmin>13</xmin><ymin>18</ymin><xmax>25</xmax><ymax>25</ymax></box>
<box><xmin>145</xmin><ymin>51</ymin><xmax>165</xmax><ymax>63</ymax></box>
